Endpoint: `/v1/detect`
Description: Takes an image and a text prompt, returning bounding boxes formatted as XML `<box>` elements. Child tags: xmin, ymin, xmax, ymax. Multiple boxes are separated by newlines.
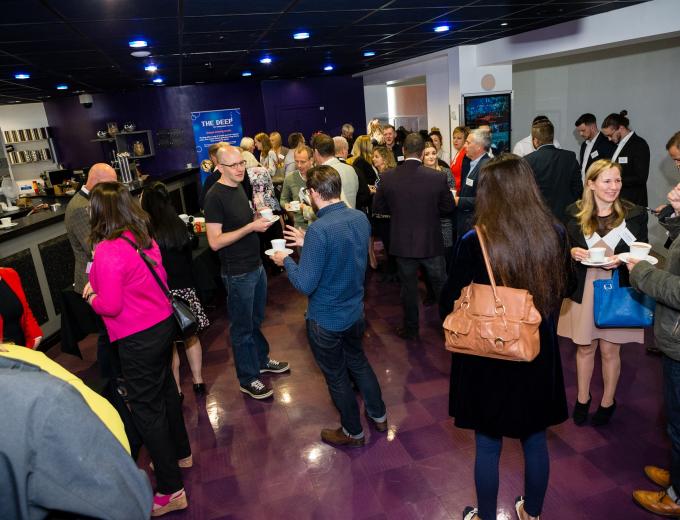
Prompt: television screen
<box><xmin>463</xmin><ymin>93</ymin><xmax>512</xmax><ymax>154</ymax></box>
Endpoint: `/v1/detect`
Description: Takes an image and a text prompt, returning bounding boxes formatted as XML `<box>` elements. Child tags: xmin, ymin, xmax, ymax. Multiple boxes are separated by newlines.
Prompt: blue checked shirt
<box><xmin>284</xmin><ymin>202</ymin><xmax>369</xmax><ymax>331</ymax></box>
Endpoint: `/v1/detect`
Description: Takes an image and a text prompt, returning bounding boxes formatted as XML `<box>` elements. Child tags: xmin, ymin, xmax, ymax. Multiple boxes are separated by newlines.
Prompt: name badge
<box><xmin>590</xmin><ymin>150</ymin><xmax>599</xmax><ymax>159</ymax></box>
<box><xmin>466</xmin><ymin>177</ymin><xmax>474</xmax><ymax>187</ymax></box>
<box><xmin>85</xmin><ymin>261</ymin><xmax>92</xmax><ymax>274</ymax></box>
<box><xmin>397</xmin><ymin>155</ymin><xmax>405</xmax><ymax>162</ymax></box>
<box><xmin>618</xmin><ymin>157</ymin><xmax>628</xmax><ymax>164</ymax></box>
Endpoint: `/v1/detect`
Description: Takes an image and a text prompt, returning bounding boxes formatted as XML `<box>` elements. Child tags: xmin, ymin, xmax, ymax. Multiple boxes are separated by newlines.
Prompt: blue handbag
<box><xmin>593</xmin><ymin>270</ymin><xmax>655</xmax><ymax>328</ymax></box>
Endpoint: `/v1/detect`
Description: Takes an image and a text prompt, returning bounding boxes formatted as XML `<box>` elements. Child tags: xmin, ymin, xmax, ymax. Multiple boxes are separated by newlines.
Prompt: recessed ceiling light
<box><xmin>293</xmin><ymin>32</ymin><xmax>310</xmax><ymax>40</ymax></box>
<box><xmin>434</xmin><ymin>25</ymin><xmax>450</xmax><ymax>33</ymax></box>
<box><xmin>56</xmin><ymin>84</ymin><xmax>69</xmax><ymax>90</ymax></box>
<box><xmin>14</xmin><ymin>73</ymin><xmax>30</xmax><ymax>80</ymax></box>
<box><xmin>363</xmin><ymin>51</ymin><xmax>376</xmax><ymax>57</ymax></box>
<box><xmin>152</xmin><ymin>77</ymin><xmax>164</xmax><ymax>84</ymax></box>
<box><xmin>260</xmin><ymin>56</ymin><xmax>272</xmax><ymax>64</ymax></box>
<box><xmin>242</xmin><ymin>71</ymin><xmax>252</xmax><ymax>77</ymax></box>
<box><xmin>323</xmin><ymin>65</ymin><xmax>334</xmax><ymax>71</ymax></box>
<box><xmin>144</xmin><ymin>64</ymin><xmax>158</xmax><ymax>72</ymax></box>
<box><xmin>128</xmin><ymin>40</ymin><xmax>148</xmax><ymax>48</ymax></box>
<box><xmin>131</xmin><ymin>50</ymin><xmax>151</xmax><ymax>58</ymax></box>
<box><xmin>500</xmin><ymin>22</ymin><xmax>508</xmax><ymax>26</ymax></box>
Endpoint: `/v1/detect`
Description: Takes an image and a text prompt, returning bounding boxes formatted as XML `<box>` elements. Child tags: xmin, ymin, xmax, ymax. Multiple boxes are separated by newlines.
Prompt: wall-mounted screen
<box><xmin>463</xmin><ymin>93</ymin><xmax>512</xmax><ymax>154</ymax></box>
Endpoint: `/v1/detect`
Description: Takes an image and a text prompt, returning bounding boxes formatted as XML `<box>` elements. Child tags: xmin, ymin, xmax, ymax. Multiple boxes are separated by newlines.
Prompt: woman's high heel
<box><xmin>572</xmin><ymin>393</ymin><xmax>591</xmax><ymax>426</ymax></box>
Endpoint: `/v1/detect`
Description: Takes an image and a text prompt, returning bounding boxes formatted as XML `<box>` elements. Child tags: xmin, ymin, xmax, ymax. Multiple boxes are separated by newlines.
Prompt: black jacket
<box><xmin>456</xmin><ymin>153</ymin><xmax>490</xmax><ymax>236</ymax></box>
<box><xmin>579</xmin><ymin>132</ymin><xmax>616</xmax><ymax>173</ymax></box>
<box><xmin>615</xmin><ymin>132</ymin><xmax>650</xmax><ymax>207</ymax></box>
<box><xmin>564</xmin><ymin>202</ymin><xmax>648</xmax><ymax>303</ymax></box>
<box><xmin>525</xmin><ymin>145</ymin><xmax>582</xmax><ymax>224</ymax></box>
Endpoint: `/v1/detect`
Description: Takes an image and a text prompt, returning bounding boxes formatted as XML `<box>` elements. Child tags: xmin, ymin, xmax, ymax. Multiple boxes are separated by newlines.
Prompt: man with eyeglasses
<box><xmin>204</xmin><ymin>145</ymin><xmax>290</xmax><ymax>400</ymax></box>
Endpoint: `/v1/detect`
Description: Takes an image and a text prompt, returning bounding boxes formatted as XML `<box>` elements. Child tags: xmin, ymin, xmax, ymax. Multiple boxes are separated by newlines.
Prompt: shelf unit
<box><xmin>90</xmin><ymin>130</ymin><xmax>155</xmax><ymax>159</ymax></box>
<box><xmin>0</xmin><ymin>127</ymin><xmax>59</xmax><ymax>183</ymax></box>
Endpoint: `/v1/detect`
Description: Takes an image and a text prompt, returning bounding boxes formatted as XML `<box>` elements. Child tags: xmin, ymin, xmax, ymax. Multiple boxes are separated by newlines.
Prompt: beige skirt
<box><xmin>557</xmin><ymin>265</ymin><xmax>644</xmax><ymax>346</ymax></box>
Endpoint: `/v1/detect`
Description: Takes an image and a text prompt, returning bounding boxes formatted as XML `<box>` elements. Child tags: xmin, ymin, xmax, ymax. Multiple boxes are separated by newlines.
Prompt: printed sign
<box><xmin>191</xmin><ymin>108</ymin><xmax>243</xmax><ymax>183</ymax></box>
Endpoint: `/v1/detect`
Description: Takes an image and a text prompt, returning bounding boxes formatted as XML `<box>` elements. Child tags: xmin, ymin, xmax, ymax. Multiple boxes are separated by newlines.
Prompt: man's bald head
<box><xmin>86</xmin><ymin>163</ymin><xmax>117</xmax><ymax>191</ymax></box>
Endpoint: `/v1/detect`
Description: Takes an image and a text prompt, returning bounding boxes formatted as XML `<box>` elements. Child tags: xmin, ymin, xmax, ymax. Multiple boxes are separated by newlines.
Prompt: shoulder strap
<box><xmin>119</xmin><ymin>235</ymin><xmax>172</xmax><ymax>302</ymax></box>
<box><xmin>473</xmin><ymin>225</ymin><xmax>500</xmax><ymax>303</ymax></box>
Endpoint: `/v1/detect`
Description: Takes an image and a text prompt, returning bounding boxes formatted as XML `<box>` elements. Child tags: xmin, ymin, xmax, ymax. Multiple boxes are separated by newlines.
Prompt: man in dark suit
<box><xmin>601</xmin><ymin>111</ymin><xmax>650</xmax><ymax>206</ymax></box>
<box><xmin>525</xmin><ymin>120</ymin><xmax>583</xmax><ymax>223</ymax></box>
<box><xmin>383</xmin><ymin>124</ymin><xmax>404</xmax><ymax>164</ymax></box>
<box><xmin>455</xmin><ymin>128</ymin><xmax>491</xmax><ymax>237</ymax></box>
<box><xmin>575</xmin><ymin>113</ymin><xmax>616</xmax><ymax>179</ymax></box>
<box><xmin>373</xmin><ymin>133</ymin><xmax>455</xmax><ymax>340</ymax></box>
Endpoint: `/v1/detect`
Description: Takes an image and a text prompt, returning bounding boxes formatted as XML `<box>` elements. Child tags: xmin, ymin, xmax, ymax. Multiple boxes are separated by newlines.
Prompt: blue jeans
<box><xmin>306</xmin><ymin>318</ymin><xmax>386</xmax><ymax>436</ymax></box>
<box><xmin>475</xmin><ymin>430</ymin><xmax>549</xmax><ymax>519</ymax></box>
<box><xmin>222</xmin><ymin>265</ymin><xmax>270</xmax><ymax>386</ymax></box>
<box><xmin>663</xmin><ymin>355</ymin><xmax>680</xmax><ymax>494</ymax></box>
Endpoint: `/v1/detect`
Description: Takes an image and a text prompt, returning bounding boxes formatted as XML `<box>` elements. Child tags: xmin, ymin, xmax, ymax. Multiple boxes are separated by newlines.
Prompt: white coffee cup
<box><xmin>260</xmin><ymin>208</ymin><xmax>273</xmax><ymax>220</ymax></box>
<box><xmin>629</xmin><ymin>242</ymin><xmax>652</xmax><ymax>260</ymax></box>
<box><xmin>589</xmin><ymin>247</ymin><xmax>606</xmax><ymax>262</ymax></box>
<box><xmin>289</xmin><ymin>200</ymin><xmax>301</xmax><ymax>211</ymax></box>
<box><xmin>179</xmin><ymin>213</ymin><xmax>190</xmax><ymax>223</ymax></box>
<box><xmin>0</xmin><ymin>217</ymin><xmax>11</xmax><ymax>227</ymax></box>
<box><xmin>271</xmin><ymin>239</ymin><xmax>286</xmax><ymax>251</ymax></box>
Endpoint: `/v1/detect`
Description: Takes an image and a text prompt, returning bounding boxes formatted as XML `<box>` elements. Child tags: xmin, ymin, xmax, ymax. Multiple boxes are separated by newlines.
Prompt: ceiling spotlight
<box><xmin>242</xmin><ymin>71</ymin><xmax>252</xmax><ymax>77</ymax></box>
<box><xmin>323</xmin><ymin>65</ymin><xmax>334</xmax><ymax>71</ymax></box>
<box><xmin>144</xmin><ymin>64</ymin><xmax>158</xmax><ymax>72</ymax></box>
<box><xmin>56</xmin><ymin>84</ymin><xmax>69</xmax><ymax>90</ymax></box>
<box><xmin>500</xmin><ymin>22</ymin><xmax>508</xmax><ymax>26</ymax></box>
<box><xmin>14</xmin><ymin>73</ymin><xmax>30</xmax><ymax>80</ymax></box>
<box><xmin>131</xmin><ymin>50</ymin><xmax>151</xmax><ymax>58</ymax></box>
<box><xmin>363</xmin><ymin>51</ymin><xmax>376</xmax><ymax>57</ymax></box>
<box><xmin>293</xmin><ymin>32</ymin><xmax>310</xmax><ymax>40</ymax></box>
<box><xmin>152</xmin><ymin>77</ymin><xmax>164</xmax><ymax>84</ymax></box>
<box><xmin>260</xmin><ymin>56</ymin><xmax>272</xmax><ymax>64</ymax></box>
<box><xmin>434</xmin><ymin>25</ymin><xmax>450</xmax><ymax>33</ymax></box>
<box><xmin>128</xmin><ymin>40</ymin><xmax>148</xmax><ymax>48</ymax></box>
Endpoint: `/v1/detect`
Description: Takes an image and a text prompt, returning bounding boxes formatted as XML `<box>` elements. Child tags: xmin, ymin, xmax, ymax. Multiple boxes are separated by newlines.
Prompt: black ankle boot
<box><xmin>572</xmin><ymin>394</ymin><xmax>592</xmax><ymax>426</ymax></box>
<box><xmin>591</xmin><ymin>399</ymin><xmax>616</xmax><ymax>426</ymax></box>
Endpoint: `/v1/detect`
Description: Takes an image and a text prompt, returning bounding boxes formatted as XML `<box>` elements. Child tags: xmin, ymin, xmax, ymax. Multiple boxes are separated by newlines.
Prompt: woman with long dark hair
<box><xmin>141</xmin><ymin>182</ymin><xmax>210</xmax><ymax>399</ymax></box>
<box><xmin>83</xmin><ymin>182</ymin><xmax>191</xmax><ymax>516</ymax></box>
<box><xmin>440</xmin><ymin>155</ymin><xmax>571</xmax><ymax>520</ymax></box>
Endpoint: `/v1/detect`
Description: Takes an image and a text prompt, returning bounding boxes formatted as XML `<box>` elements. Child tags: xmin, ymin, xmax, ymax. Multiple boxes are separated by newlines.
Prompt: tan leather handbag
<box><xmin>443</xmin><ymin>226</ymin><xmax>542</xmax><ymax>362</ymax></box>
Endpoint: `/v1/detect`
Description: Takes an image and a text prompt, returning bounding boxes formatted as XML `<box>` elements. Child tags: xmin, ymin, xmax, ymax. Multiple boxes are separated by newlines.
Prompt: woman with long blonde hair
<box><xmin>558</xmin><ymin>159</ymin><xmax>648</xmax><ymax>427</ymax></box>
<box><xmin>371</xmin><ymin>146</ymin><xmax>397</xmax><ymax>274</ymax></box>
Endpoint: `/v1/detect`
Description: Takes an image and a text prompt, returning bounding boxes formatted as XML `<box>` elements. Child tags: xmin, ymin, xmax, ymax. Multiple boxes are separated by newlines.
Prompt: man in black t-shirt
<box><xmin>204</xmin><ymin>145</ymin><xmax>290</xmax><ymax>399</ymax></box>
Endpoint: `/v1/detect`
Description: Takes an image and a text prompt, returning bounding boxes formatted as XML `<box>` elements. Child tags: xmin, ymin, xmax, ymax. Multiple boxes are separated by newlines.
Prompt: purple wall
<box><xmin>43</xmin><ymin>75</ymin><xmax>366</xmax><ymax>177</ymax></box>
<box><xmin>261</xmin><ymin>76</ymin><xmax>366</xmax><ymax>142</ymax></box>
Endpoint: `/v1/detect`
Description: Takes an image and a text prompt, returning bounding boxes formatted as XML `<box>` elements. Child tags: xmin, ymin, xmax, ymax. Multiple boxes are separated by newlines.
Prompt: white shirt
<box><xmin>580</xmin><ymin>132</ymin><xmax>600</xmax><ymax>177</ymax></box>
<box><xmin>512</xmin><ymin>135</ymin><xmax>561</xmax><ymax>157</ymax></box>
<box><xmin>612</xmin><ymin>130</ymin><xmax>635</xmax><ymax>162</ymax></box>
<box><xmin>322</xmin><ymin>157</ymin><xmax>358</xmax><ymax>209</ymax></box>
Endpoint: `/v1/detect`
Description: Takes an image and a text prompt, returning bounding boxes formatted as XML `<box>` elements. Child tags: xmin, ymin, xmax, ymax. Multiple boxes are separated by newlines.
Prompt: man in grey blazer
<box><xmin>64</xmin><ymin>163</ymin><xmax>116</xmax><ymax>373</ymax></box>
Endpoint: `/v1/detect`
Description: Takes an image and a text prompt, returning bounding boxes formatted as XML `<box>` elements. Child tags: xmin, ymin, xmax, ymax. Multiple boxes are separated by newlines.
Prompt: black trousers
<box><xmin>395</xmin><ymin>256</ymin><xmax>446</xmax><ymax>333</ymax></box>
<box><xmin>118</xmin><ymin>316</ymin><xmax>190</xmax><ymax>494</ymax></box>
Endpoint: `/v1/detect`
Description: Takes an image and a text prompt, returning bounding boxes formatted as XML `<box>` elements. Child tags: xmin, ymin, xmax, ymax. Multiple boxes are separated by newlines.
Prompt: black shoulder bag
<box><xmin>121</xmin><ymin>236</ymin><xmax>198</xmax><ymax>339</ymax></box>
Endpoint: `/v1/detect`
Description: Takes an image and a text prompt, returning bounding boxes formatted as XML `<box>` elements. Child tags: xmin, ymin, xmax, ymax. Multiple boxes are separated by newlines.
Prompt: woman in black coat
<box><xmin>439</xmin><ymin>155</ymin><xmax>571</xmax><ymax>520</ymax></box>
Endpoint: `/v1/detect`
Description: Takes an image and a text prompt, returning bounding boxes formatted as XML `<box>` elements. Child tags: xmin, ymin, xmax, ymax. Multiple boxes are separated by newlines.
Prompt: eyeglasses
<box><xmin>219</xmin><ymin>160</ymin><xmax>247</xmax><ymax>169</ymax></box>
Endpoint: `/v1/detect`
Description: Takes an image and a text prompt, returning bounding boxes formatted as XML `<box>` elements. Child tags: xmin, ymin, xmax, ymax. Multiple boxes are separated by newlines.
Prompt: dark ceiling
<box><xmin>0</xmin><ymin>0</ymin><xmax>647</xmax><ymax>105</ymax></box>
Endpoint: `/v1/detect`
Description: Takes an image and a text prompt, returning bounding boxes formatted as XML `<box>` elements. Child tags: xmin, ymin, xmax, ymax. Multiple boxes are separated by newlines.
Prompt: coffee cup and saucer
<box><xmin>265</xmin><ymin>238</ymin><xmax>293</xmax><ymax>256</ymax></box>
<box><xmin>0</xmin><ymin>217</ymin><xmax>18</xmax><ymax>229</ymax></box>
<box><xmin>259</xmin><ymin>208</ymin><xmax>279</xmax><ymax>223</ymax></box>
<box><xmin>619</xmin><ymin>242</ymin><xmax>658</xmax><ymax>265</ymax></box>
<box><xmin>581</xmin><ymin>247</ymin><xmax>613</xmax><ymax>267</ymax></box>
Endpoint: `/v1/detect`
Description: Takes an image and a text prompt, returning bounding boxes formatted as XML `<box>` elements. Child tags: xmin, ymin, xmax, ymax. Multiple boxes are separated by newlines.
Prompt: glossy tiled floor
<box><xmin>52</xmin><ymin>269</ymin><xmax>668</xmax><ymax>519</ymax></box>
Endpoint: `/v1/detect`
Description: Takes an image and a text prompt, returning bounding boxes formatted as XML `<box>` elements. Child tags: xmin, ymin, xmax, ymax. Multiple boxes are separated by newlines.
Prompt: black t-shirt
<box><xmin>203</xmin><ymin>182</ymin><xmax>261</xmax><ymax>275</ymax></box>
<box><xmin>0</xmin><ymin>278</ymin><xmax>26</xmax><ymax>346</ymax></box>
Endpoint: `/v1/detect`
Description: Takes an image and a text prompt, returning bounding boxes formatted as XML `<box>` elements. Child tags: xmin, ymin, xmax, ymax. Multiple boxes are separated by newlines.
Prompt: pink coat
<box><xmin>89</xmin><ymin>231</ymin><xmax>172</xmax><ymax>342</ymax></box>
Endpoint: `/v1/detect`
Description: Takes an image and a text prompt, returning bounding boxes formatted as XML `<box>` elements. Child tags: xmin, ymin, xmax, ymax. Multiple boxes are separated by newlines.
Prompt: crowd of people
<box><xmin>2</xmin><ymin>114</ymin><xmax>680</xmax><ymax>520</ymax></box>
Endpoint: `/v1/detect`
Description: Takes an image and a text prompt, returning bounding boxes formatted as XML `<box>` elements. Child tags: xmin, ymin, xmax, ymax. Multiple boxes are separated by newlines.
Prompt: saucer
<box><xmin>581</xmin><ymin>256</ymin><xmax>613</xmax><ymax>267</ymax></box>
<box><xmin>0</xmin><ymin>222</ymin><xmax>18</xmax><ymax>229</ymax></box>
<box><xmin>261</xmin><ymin>215</ymin><xmax>279</xmax><ymax>223</ymax></box>
<box><xmin>619</xmin><ymin>252</ymin><xmax>658</xmax><ymax>265</ymax></box>
<box><xmin>265</xmin><ymin>248</ymin><xmax>293</xmax><ymax>256</ymax></box>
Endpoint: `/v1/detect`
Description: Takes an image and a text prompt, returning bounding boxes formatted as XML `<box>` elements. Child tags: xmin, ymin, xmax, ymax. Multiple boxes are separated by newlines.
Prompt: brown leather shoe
<box><xmin>321</xmin><ymin>427</ymin><xmax>365</xmax><ymax>447</ymax></box>
<box><xmin>633</xmin><ymin>490</ymin><xmax>680</xmax><ymax>517</ymax></box>
<box><xmin>645</xmin><ymin>465</ymin><xmax>671</xmax><ymax>488</ymax></box>
<box><xmin>366</xmin><ymin>413</ymin><xmax>388</xmax><ymax>433</ymax></box>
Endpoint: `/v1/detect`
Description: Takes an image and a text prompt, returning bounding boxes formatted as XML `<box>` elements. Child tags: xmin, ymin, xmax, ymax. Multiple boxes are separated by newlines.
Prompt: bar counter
<box><xmin>0</xmin><ymin>167</ymin><xmax>200</xmax><ymax>347</ymax></box>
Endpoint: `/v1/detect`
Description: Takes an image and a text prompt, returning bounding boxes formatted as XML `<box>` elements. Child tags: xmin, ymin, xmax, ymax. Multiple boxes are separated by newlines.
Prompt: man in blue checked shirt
<box><xmin>271</xmin><ymin>165</ymin><xmax>387</xmax><ymax>447</ymax></box>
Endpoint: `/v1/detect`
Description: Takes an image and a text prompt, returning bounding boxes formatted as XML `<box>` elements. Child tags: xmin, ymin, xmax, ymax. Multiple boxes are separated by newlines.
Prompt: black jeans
<box><xmin>663</xmin><ymin>355</ymin><xmax>680</xmax><ymax>494</ymax></box>
<box><xmin>395</xmin><ymin>256</ymin><xmax>447</xmax><ymax>332</ymax></box>
<box><xmin>118</xmin><ymin>316</ymin><xmax>190</xmax><ymax>494</ymax></box>
<box><xmin>306</xmin><ymin>318</ymin><xmax>386</xmax><ymax>436</ymax></box>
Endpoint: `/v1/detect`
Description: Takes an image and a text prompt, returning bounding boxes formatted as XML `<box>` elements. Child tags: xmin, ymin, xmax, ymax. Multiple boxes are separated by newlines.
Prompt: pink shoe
<box><xmin>151</xmin><ymin>488</ymin><xmax>187</xmax><ymax>516</ymax></box>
